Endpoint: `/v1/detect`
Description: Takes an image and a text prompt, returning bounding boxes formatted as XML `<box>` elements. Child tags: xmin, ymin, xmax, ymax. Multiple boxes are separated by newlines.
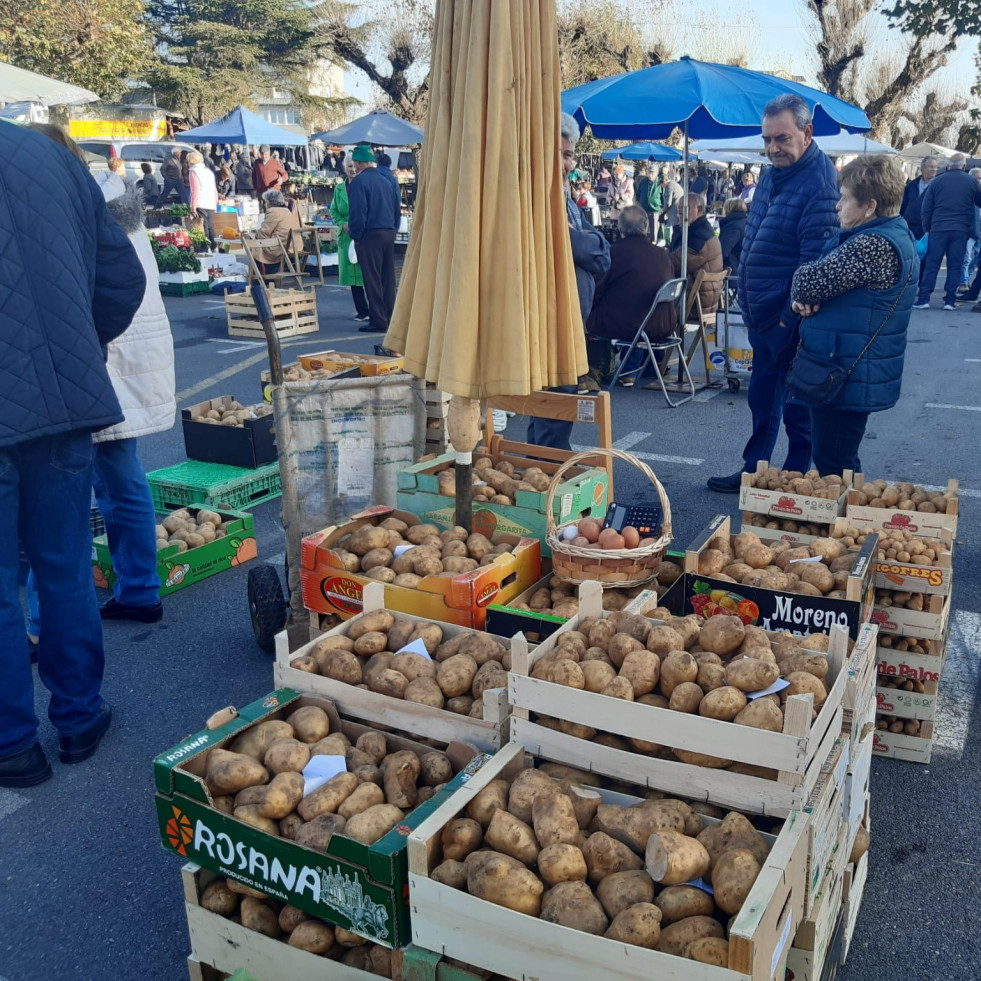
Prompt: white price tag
<box><xmin>747</xmin><ymin>677</ymin><xmax>791</xmax><ymax>700</ymax></box>
<box><xmin>395</xmin><ymin>637</ymin><xmax>432</xmax><ymax>661</ymax></box>
<box><xmin>302</xmin><ymin>755</ymin><xmax>347</xmax><ymax>797</ymax></box>
<box><xmin>336</xmin><ymin>437</ymin><xmax>374</xmax><ymax>501</ymax></box>
<box><xmin>393</xmin><ymin>544</ymin><xmax>414</xmax><ymax>557</ymax></box>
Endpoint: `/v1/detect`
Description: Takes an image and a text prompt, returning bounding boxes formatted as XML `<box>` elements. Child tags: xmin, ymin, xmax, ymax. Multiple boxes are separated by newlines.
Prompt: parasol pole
<box><xmin>447</xmin><ymin>396</ymin><xmax>480</xmax><ymax>533</ymax></box>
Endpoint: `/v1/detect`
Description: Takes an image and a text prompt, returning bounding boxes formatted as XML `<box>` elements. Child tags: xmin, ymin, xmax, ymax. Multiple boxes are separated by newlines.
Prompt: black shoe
<box><xmin>28</xmin><ymin>637</ymin><xmax>38</xmax><ymax>664</ymax></box>
<box><xmin>357</xmin><ymin>324</ymin><xmax>387</xmax><ymax>333</ymax></box>
<box><xmin>973</xmin><ymin>301</ymin><xmax>981</xmax><ymax>313</ymax></box>
<box><xmin>0</xmin><ymin>742</ymin><xmax>52</xmax><ymax>788</ymax></box>
<box><xmin>59</xmin><ymin>704</ymin><xmax>112</xmax><ymax>764</ymax></box>
<box><xmin>99</xmin><ymin>597</ymin><xmax>163</xmax><ymax>623</ymax></box>
<box><xmin>707</xmin><ymin>471</ymin><xmax>745</xmax><ymax>493</ymax></box>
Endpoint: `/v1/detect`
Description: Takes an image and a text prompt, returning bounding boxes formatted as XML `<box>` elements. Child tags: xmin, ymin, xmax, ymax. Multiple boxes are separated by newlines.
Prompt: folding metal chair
<box><xmin>608</xmin><ymin>278</ymin><xmax>696</xmax><ymax>407</ymax></box>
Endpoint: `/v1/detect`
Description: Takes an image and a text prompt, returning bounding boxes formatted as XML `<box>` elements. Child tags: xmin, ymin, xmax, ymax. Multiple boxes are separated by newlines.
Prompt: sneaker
<box><xmin>578</xmin><ymin>375</ymin><xmax>600</xmax><ymax>393</ymax></box>
<box><xmin>707</xmin><ymin>471</ymin><xmax>745</xmax><ymax>493</ymax></box>
<box><xmin>353</xmin><ymin>314</ymin><xmax>370</xmax><ymax>321</ymax></box>
<box><xmin>912</xmin><ymin>302</ymin><xmax>930</xmax><ymax>310</ymax></box>
<box><xmin>944</xmin><ymin>303</ymin><xmax>957</xmax><ymax>311</ymax></box>
<box><xmin>618</xmin><ymin>377</ymin><xmax>635</xmax><ymax>388</ymax></box>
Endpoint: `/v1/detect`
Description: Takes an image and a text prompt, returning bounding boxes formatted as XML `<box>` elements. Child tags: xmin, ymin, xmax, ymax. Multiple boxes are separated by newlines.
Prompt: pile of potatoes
<box><xmin>511</xmin><ymin>570</ymin><xmax>677</xmax><ymax>621</ymax></box>
<box><xmin>696</xmin><ymin>530</ymin><xmax>857</xmax><ymax>598</ymax></box>
<box><xmin>748</xmin><ymin>468</ymin><xmax>847</xmax><ymax>496</ymax></box>
<box><xmin>529</xmin><ymin>608</ymin><xmax>834</xmax><ymax>772</ymax></box>
<box><xmin>832</xmin><ymin>525</ymin><xmax>946</xmax><ymax>565</ymax></box>
<box><xmin>430</xmin><ymin>457</ymin><xmax>552</xmax><ymax>505</ymax></box>
<box><xmin>878</xmin><ymin>634</ymin><xmax>938</xmax><ymax>656</ymax></box>
<box><xmin>878</xmin><ymin>673</ymin><xmax>927</xmax><ymax>694</ymax></box>
<box><xmin>198</xmin><ymin>877</ymin><xmax>395</xmax><ymax>974</ymax></box>
<box><xmin>430</xmin><ymin>763</ymin><xmax>778</xmax><ymax>965</ymax></box>
<box><xmin>741</xmin><ymin>513</ymin><xmax>831</xmax><ymax>538</ymax></box>
<box><xmin>191</xmin><ymin>399</ymin><xmax>273</xmax><ymax>426</ymax></box>
<box><xmin>849</xmin><ymin>479</ymin><xmax>956</xmax><ymax>513</ymax></box>
<box><xmin>155</xmin><ymin>508</ymin><xmax>234</xmax><ymax>552</ymax></box>
<box><xmin>205</xmin><ymin>704</ymin><xmax>460</xmax><ymax>847</ymax></box>
<box><xmin>328</xmin><ymin>518</ymin><xmax>516</xmax><ymax>585</ymax></box>
<box><xmin>876</xmin><ymin>715</ymin><xmax>923</xmax><ymax>736</ymax></box>
<box><xmin>290</xmin><ymin>611</ymin><xmax>508</xmax><ymax>720</ymax></box>
<box><xmin>875</xmin><ymin>587</ymin><xmax>928</xmax><ymax>612</ymax></box>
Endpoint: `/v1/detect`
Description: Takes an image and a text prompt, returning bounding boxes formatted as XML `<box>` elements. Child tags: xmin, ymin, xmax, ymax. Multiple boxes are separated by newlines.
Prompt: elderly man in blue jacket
<box><xmin>0</xmin><ymin>123</ymin><xmax>145</xmax><ymax>787</ymax></box>
<box><xmin>708</xmin><ymin>95</ymin><xmax>840</xmax><ymax>491</ymax></box>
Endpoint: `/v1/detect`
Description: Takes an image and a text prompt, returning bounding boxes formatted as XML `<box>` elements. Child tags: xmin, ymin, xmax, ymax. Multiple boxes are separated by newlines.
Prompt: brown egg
<box><xmin>621</xmin><ymin>526</ymin><xmax>641</xmax><ymax>549</ymax></box>
<box><xmin>578</xmin><ymin>518</ymin><xmax>602</xmax><ymax>543</ymax></box>
<box><xmin>640</xmin><ymin>537</ymin><xmax>657</xmax><ymax>547</ymax></box>
<box><xmin>598</xmin><ymin>528</ymin><xmax>626</xmax><ymax>550</ymax></box>
<box><xmin>571</xmin><ymin>536</ymin><xmax>591</xmax><ymax>548</ymax></box>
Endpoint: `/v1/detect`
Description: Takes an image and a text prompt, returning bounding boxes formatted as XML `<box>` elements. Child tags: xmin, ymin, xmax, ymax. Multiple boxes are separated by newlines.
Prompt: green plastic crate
<box><xmin>147</xmin><ymin>460</ymin><xmax>281</xmax><ymax>511</ymax></box>
<box><xmin>159</xmin><ymin>279</ymin><xmax>211</xmax><ymax>297</ymax></box>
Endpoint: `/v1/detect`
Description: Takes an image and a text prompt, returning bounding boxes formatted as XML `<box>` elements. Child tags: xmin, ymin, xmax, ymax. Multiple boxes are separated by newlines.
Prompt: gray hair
<box><xmin>263</xmin><ymin>189</ymin><xmax>286</xmax><ymax>207</ymax></box>
<box><xmin>950</xmin><ymin>153</ymin><xmax>966</xmax><ymax>169</ymax></box>
<box><xmin>763</xmin><ymin>93</ymin><xmax>813</xmax><ymax>131</ymax></box>
<box><xmin>560</xmin><ymin>112</ymin><xmax>581</xmax><ymax>148</ymax></box>
<box><xmin>617</xmin><ymin>205</ymin><xmax>649</xmax><ymax>237</ymax></box>
<box><xmin>259</xmin><ymin>144</ymin><xmax>271</xmax><ymax>154</ymax></box>
<box><xmin>687</xmin><ymin>192</ymin><xmax>707</xmax><ymax>213</ymax></box>
<box><xmin>921</xmin><ymin>155</ymin><xmax>937</xmax><ymax>169</ymax></box>
<box><xmin>971</xmin><ymin>168</ymin><xmax>981</xmax><ymax>179</ymax></box>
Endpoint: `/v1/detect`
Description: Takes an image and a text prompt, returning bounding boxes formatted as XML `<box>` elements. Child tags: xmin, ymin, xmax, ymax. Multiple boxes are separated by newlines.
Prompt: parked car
<box><xmin>76</xmin><ymin>139</ymin><xmax>195</xmax><ymax>183</ymax></box>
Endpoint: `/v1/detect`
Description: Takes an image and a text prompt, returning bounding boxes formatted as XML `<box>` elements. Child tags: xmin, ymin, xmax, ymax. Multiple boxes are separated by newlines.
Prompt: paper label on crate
<box><xmin>394</xmin><ymin>637</ymin><xmax>431</xmax><ymax>661</ymax></box>
<box><xmin>746</xmin><ymin>677</ymin><xmax>791</xmax><ymax>700</ymax></box>
<box><xmin>336</xmin><ymin>437</ymin><xmax>374</xmax><ymax>501</ymax></box>
<box><xmin>559</xmin><ymin>492</ymin><xmax>574</xmax><ymax>520</ymax></box>
<box><xmin>302</xmin><ymin>755</ymin><xmax>347</xmax><ymax>797</ymax></box>
<box><xmin>576</xmin><ymin>399</ymin><xmax>595</xmax><ymax>422</ymax></box>
<box><xmin>686</xmin><ymin>877</ymin><xmax>714</xmax><ymax>894</ymax></box>
<box><xmin>393</xmin><ymin>544</ymin><xmax>414</xmax><ymax>557</ymax></box>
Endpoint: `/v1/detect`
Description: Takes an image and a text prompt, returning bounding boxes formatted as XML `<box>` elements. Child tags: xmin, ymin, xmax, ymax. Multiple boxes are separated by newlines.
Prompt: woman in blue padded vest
<box><xmin>789</xmin><ymin>155</ymin><xmax>918</xmax><ymax>475</ymax></box>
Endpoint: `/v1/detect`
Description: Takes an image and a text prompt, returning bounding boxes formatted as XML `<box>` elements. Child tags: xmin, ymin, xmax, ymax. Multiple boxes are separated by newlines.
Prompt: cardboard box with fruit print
<box><xmin>681</xmin><ymin>515</ymin><xmax>876</xmax><ymax>639</ymax></box>
<box><xmin>92</xmin><ymin>505</ymin><xmax>257</xmax><ymax>596</ymax></box>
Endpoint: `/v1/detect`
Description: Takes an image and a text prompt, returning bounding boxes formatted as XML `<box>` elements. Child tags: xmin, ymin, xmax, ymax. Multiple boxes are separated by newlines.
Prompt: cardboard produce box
<box><xmin>154</xmin><ymin>688</ymin><xmax>485</xmax><ymax>949</ymax></box>
<box><xmin>298</xmin><ymin>350</ymin><xmax>404</xmax><ymax>376</ymax></box>
<box><xmin>92</xmin><ymin>506</ymin><xmax>256</xmax><ymax>596</ymax></box>
<box><xmin>396</xmin><ymin>437</ymin><xmax>609</xmax><ymax>557</ymax></box>
<box><xmin>299</xmin><ymin>506</ymin><xmax>541</xmax><ymax>629</ymax></box>
<box><xmin>682</xmin><ymin>514</ymin><xmax>876</xmax><ymax>639</ymax></box>
<box><xmin>182</xmin><ymin>396</ymin><xmax>277</xmax><ymax>469</ymax></box>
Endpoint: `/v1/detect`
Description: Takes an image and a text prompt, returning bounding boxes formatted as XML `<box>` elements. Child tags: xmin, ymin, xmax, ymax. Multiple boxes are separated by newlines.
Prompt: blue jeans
<box><xmin>810</xmin><ymin>408</ymin><xmax>869</xmax><ymax>475</ymax></box>
<box><xmin>742</xmin><ymin>326</ymin><xmax>812</xmax><ymax>473</ymax></box>
<box><xmin>1</xmin><ymin>432</ymin><xmax>106</xmax><ymax>757</ymax></box>
<box><xmin>527</xmin><ymin>385</ymin><xmax>578</xmax><ymax>451</ymax></box>
<box><xmin>26</xmin><ymin>438</ymin><xmax>161</xmax><ymax>631</ymax></box>
<box><xmin>917</xmin><ymin>230</ymin><xmax>967</xmax><ymax>306</ymax></box>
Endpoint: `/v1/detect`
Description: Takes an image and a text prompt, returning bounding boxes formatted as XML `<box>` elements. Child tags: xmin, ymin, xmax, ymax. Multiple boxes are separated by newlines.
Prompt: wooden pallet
<box><xmin>226</xmin><ymin>288</ymin><xmax>318</xmax><ymax>339</ymax></box>
<box><xmin>408</xmin><ymin>742</ymin><xmax>808</xmax><ymax>981</ymax></box>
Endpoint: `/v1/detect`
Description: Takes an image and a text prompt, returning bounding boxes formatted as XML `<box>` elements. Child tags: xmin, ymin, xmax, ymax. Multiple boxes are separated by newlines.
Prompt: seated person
<box><xmin>585</xmin><ymin>205</ymin><xmax>675</xmax><ymax>386</ymax></box>
<box><xmin>254</xmin><ymin>189</ymin><xmax>302</xmax><ymax>266</ymax></box>
<box><xmin>670</xmin><ymin>191</ymin><xmax>724</xmax><ymax>317</ymax></box>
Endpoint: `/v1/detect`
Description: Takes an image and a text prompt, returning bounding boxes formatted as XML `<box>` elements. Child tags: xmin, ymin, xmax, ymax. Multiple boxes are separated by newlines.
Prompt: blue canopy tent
<box><xmin>179</xmin><ymin>105</ymin><xmax>308</xmax><ymax>146</ymax></box>
<box><xmin>312</xmin><ymin>110</ymin><xmax>423</xmax><ymax>146</ymax></box>
<box><xmin>563</xmin><ymin>56</ymin><xmax>871</xmax><ymax>290</ymax></box>
<box><xmin>601</xmin><ymin>142</ymin><xmax>683</xmax><ymax>162</ymax></box>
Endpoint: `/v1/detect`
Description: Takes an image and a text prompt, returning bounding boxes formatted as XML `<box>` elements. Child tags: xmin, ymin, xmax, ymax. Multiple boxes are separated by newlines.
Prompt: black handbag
<box><xmin>787</xmin><ymin>267</ymin><xmax>913</xmax><ymax>407</ymax></box>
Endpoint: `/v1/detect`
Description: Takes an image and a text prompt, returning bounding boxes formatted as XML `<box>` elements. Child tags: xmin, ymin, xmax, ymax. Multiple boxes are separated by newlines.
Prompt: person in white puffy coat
<box><xmin>27</xmin><ymin>173</ymin><xmax>176</xmax><ymax>635</ymax></box>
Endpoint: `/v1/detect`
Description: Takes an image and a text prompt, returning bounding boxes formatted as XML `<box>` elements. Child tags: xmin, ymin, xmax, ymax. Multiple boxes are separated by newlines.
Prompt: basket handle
<box><xmin>544</xmin><ymin>448</ymin><xmax>673</xmax><ymax>541</ymax></box>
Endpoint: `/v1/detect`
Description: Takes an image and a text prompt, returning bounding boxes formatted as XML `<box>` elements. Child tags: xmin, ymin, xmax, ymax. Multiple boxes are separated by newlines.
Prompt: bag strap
<box><xmin>845</xmin><ymin>262</ymin><xmax>915</xmax><ymax>377</ymax></box>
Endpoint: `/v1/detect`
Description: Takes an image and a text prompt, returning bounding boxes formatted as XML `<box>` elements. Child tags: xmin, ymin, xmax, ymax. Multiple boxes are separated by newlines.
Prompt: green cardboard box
<box><xmin>93</xmin><ymin>505</ymin><xmax>256</xmax><ymax>596</ymax></box>
<box><xmin>396</xmin><ymin>446</ymin><xmax>609</xmax><ymax>557</ymax></box>
<box><xmin>154</xmin><ymin>688</ymin><xmax>486</xmax><ymax>948</ymax></box>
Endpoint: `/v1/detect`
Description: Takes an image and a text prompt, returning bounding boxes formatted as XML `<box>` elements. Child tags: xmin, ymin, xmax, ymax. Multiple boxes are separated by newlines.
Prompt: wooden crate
<box><xmin>875</xmin><ymin>638</ymin><xmax>945</xmax><ymax>683</ymax></box>
<box><xmin>407</xmin><ymin>742</ymin><xmax>809</xmax><ymax>981</ymax></box>
<box><xmin>841</xmin><ymin>852</ymin><xmax>869</xmax><ymax>963</ymax></box>
<box><xmin>274</xmin><ymin>581</ymin><xmax>510</xmax><ymax>752</ymax></box>
<box><xmin>841</xmin><ymin>625</ymin><xmax>878</xmax><ymax>751</ymax></box>
<box><xmin>424</xmin><ymin>385</ymin><xmax>451</xmax><ymax>455</ymax></box>
<box><xmin>739</xmin><ymin>463</ymin><xmax>851</xmax><ymax>525</ymax></box>
<box><xmin>226</xmin><ymin>288</ymin><xmax>318</xmax><ymax>339</ymax></box>
<box><xmin>508</xmin><ymin>580</ymin><xmax>848</xmax><ymax>816</ymax></box>
<box><xmin>740</xmin><ymin>514</ymin><xmax>832</xmax><ymax>546</ymax></box>
<box><xmin>845</xmin><ymin>476</ymin><xmax>958</xmax><ymax>537</ymax></box>
<box><xmin>875</xmin><ymin>675</ymin><xmax>938</xmax><ymax>721</ymax></box>
<box><xmin>786</xmin><ymin>854</ymin><xmax>845</xmax><ymax>981</ymax></box>
<box><xmin>801</xmin><ymin>740</ymin><xmax>848</xmax><ymax>917</ymax></box>
<box><xmin>871</xmin><ymin>590</ymin><xmax>950</xmax><ymax>640</ymax></box>
<box><xmin>182</xmin><ymin>863</ymin><xmax>383</xmax><ymax>981</ymax></box>
<box><xmin>872</xmin><ymin>721</ymin><xmax>933</xmax><ymax>763</ymax></box>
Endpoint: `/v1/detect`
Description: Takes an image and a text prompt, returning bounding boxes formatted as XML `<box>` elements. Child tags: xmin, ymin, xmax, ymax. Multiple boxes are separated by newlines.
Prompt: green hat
<box><xmin>352</xmin><ymin>145</ymin><xmax>374</xmax><ymax>162</ymax></box>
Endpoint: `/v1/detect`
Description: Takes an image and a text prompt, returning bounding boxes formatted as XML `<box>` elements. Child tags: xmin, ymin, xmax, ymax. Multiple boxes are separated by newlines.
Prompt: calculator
<box><xmin>603</xmin><ymin>502</ymin><xmax>663</xmax><ymax>536</ymax></box>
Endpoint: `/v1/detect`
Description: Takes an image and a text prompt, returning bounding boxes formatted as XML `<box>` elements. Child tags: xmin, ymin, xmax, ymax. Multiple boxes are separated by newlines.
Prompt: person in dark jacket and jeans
<box><xmin>0</xmin><ymin>123</ymin><xmax>145</xmax><ymax>788</ymax></box>
<box><xmin>914</xmin><ymin>153</ymin><xmax>981</xmax><ymax>310</ymax></box>
<box><xmin>708</xmin><ymin>94</ymin><xmax>840</xmax><ymax>492</ymax></box>
<box><xmin>900</xmin><ymin>156</ymin><xmax>937</xmax><ymax>241</ymax></box>
<box><xmin>349</xmin><ymin>144</ymin><xmax>402</xmax><ymax>334</ymax></box>
<box><xmin>718</xmin><ymin>197</ymin><xmax>748</xmax><ymax>276</ymax></box>
<box><xmin>790</xmin><ymin>155</ymin><xmax>917</xmax><ymax>474</ymax></box>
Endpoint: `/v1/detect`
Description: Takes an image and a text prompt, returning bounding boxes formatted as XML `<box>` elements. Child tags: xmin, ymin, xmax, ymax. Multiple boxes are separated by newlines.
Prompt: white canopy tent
<box><xmin>690</xmin><ymin>132</ymin><xmax>895</xmax><ymax>157</ymax></box>
<box><xmin>897</xmin><ymin>141</ymin><xmax>958</xmax><ymax>161</ymax></box>
<box><xmin>0</xmin><ymin>62</ymin><xmax>97</xmax><ymax>107</ymax></box>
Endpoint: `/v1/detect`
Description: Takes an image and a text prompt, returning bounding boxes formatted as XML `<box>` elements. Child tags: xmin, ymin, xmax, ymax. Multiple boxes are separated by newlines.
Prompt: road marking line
<box><xmin>965</xmin><ymin>358</ymin><xmax>981</xmax><ymax>363</ymax></box>
<box><xmin>925</xmin><ymin>402</ymin><xmax>981</xmax><ymax>411</ymax></box>
<box><xmin>574</xmin><ymin>444</ymin><xmax>703</xmax><ymax>466</ymax></box>
<box><xmin>612</xmin><ymin>432</ymin><xmax>650</xmax><ymax>450</ymax></box>
<box><xmin>694</xmin><ymin>388</ymin><xmax>723</xmax><ymax>402</ymax></box>
<box><xmin>933</xmin><ymin>610</ymin><xmax>981</xmax><ymax>756</ymax></box>
<box><xmin>0</xmin><ymin>788</ymin><xmax>29</xmax><ymax>820</ymax></box>
<box><xmin>206</xmin><ymin>338</ymin><xmax>263</xmax><ymax>347</ymax></box>
<box><xmin>921</xmin><ymin>483</ymin><xmax>981</xmax><ymax>499</ymax></box>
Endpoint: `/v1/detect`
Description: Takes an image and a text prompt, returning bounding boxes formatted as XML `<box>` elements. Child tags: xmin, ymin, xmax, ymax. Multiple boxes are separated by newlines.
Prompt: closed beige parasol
<box><xmin>384</xmin><ymin>0</ymin><xmax>586</xmax><ymax>399</ymax></box>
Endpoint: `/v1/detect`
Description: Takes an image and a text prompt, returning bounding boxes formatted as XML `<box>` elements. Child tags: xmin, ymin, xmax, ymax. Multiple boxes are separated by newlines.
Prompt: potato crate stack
<box><xmin>842</xmin><ymin>476</ymin><xmax>958</xmax><ymax>764</ymax></box>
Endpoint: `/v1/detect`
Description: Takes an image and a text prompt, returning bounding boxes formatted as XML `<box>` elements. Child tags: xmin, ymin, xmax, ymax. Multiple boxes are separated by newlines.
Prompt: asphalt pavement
<box><xmin>0</xmin><ymin>272</ymin><xmax>978</xmax><ymax>980</ymax></box>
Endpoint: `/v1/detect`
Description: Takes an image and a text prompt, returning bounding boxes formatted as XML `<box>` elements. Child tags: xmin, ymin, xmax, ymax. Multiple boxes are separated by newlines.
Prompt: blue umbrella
<box><xmin>179</xmin><ymin>105</ymin><xmax>308</xmax><ymax>146</ymax></box>
<box><xmin>601</xmin><ymin>142</ymin><xmax>683</xmax><ymax>161</ymax></box>
<box><xmin>313</xmin><ymin>110</ymin><xmax>423</xmax><ymax>146</ymax></box>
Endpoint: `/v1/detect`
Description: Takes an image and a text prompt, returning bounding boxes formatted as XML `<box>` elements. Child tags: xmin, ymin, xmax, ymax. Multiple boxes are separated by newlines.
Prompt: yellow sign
<box><xmin>69</xmin><ymin>118</ymin><xmax>168</xmax><ymax>141</ymax></box>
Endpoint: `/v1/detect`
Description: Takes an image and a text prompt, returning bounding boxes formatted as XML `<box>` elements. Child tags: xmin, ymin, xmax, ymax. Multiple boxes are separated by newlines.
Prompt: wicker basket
<box><xmin>546</xmin><ymin>448</ymin><xmax>672</xmax><ymax>587</ymax></box>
